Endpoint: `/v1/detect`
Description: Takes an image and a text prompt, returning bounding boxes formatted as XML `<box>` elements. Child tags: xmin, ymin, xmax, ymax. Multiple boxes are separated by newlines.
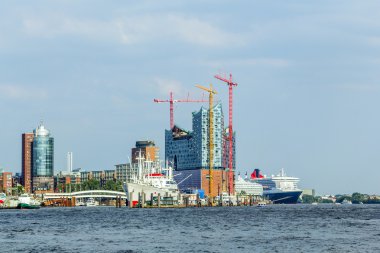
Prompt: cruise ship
<box><xmin>250</xmin><ymin>168</ymin><xmax>302</xmax><ymax>204</ymax></box>
<box><xmin>235</xmin><ymin>173</ymin><xmax>263</xmax><ymax>196</ymax></box>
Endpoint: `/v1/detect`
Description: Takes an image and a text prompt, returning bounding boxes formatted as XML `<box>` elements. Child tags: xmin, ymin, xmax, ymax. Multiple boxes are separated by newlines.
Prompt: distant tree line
<box><xmin>302</xmin><ymin>192</ymin><xmax>380</xmax><ymax>204</ymax></box>
<box><xmin>56</xmin><ymin>179</ymin><xmax>124</xmax><ymax>193</ymax></box>
<box><xmin>301</xmin><ymin>195</ymin><xmax>333</xmax><ymax>204</ymax></box>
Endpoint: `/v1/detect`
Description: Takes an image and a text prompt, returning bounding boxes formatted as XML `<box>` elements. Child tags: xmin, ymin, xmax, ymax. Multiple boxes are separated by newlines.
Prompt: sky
<box><xmin>0</xmin><ymin>1</ymin><xmax>379</xmax><ymax>195</ymax></box>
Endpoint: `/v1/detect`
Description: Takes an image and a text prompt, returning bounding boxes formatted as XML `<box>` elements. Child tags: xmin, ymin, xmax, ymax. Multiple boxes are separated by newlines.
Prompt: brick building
<box><xmin>0</xmin><ymin>172</ymin><xmax>13</xmax><ymax>195</ymax></box>
<box><xmin>22</xmin><ymin>133</ymin><xmax>34</xmax><ymax>193</ymax></box>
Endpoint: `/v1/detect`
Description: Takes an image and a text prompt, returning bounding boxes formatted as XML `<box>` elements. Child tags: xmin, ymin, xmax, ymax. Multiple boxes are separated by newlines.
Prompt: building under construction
<box><xmin>165</xmin><ymin>103</ymin><xmax>235</xmax><ymax>196</ymax></box>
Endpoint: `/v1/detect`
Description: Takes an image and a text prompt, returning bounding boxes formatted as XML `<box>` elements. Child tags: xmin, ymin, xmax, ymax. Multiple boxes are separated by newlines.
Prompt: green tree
<box><xmin>351</xmin><ymin>192</ymin><xmax>365</xmax><ymax>204</ymax></box>
<box><xmin>302</xmin><ymin>194</ymin><xmax>316</xmax><ymax>204</ymax></box>
<box><xmin>57</xmin><ymin>183</ymin><xmax>64</xmax><ymax>193</ymax></box>
<box><xmin>238</xmin><ymin>190</ymin><xmax>247</xmax><ymax>196</ymax></box>
<box><xmin>103</xmin><ymin>180</ymin><xmax>117</xmax><ymax>191</ymax></box>
<box><xmin>320</xmin><ymin>198</ymin><xmax>333</xmax><ymax>204</ymax></box>
<box><xmin>82</xmin><ymin>179</ymin><xmax>101</xmax><ymax>190</ymax></box>
<box><xmin>335</xmin><ymin>195</ymin><xmax>352</xmax><ymax>203</ymax></box>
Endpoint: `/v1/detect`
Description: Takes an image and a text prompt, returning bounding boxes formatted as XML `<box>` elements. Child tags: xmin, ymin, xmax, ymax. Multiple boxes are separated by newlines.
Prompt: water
<box><xmin>1</xmin><ymin>205</ymin><xmax>380</xmax><ymax>252</ymax></box>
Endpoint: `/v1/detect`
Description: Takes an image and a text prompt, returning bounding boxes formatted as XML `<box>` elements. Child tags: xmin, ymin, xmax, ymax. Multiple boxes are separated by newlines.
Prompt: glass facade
<box><xmin>32</xmin><ymin>126</ymin><xmax>54</xmax><ymax>177</ymax></box>
<box><xmin>165</xmin><ymin>103</ymin><xmax>235</xmax><ymax>171</ymax></box>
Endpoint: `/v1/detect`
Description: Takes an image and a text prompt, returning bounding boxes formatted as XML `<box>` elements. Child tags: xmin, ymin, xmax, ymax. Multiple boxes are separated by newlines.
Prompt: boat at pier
<box><xmin>85</xmin><ymin>198</ymin><xmax>98</xmax><ymax>207</ymax></box>
<box><xmin>17</xmin><ymin>194</ymin><xmax>41</xmax><ymax>209</ymax></box>
<box><xmin>123</xmin><ymin>150</ymin><xmax>180</xmax><ymax>204</ymax></box>
<box><xmin>250</xmin><ymin>168</ymin><xmax>302</xmax><ymax>204</ymax></box>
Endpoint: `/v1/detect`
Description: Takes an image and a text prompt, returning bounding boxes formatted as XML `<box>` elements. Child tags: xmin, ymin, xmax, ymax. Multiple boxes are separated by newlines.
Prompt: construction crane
<box><xmin>214</xmin><ymin>73</ymin><xmax>238</xmax><ymax>196</ymax></box>
<box><xmin>154</xmin><ymin>92</ymin><xmax>207</xmax><ymax>129</ymax></box>
<box><xmin>195</xmin><ymin>84</ymin><xmax>217</xmax><ymax>197</ymax></box>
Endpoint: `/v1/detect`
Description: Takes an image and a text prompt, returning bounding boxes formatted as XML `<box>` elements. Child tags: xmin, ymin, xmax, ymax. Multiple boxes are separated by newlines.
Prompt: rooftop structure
<box><xmin>132</xmin><ymin>140</ymin><xmax>159</xmax><ymax>164</ymax></box>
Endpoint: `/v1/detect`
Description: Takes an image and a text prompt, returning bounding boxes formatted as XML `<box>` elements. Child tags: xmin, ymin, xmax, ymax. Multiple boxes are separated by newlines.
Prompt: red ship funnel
<box><xmin>251</xmin><ymin>169</ymin><xmax>264</xmax><ymax>179</ymax></box>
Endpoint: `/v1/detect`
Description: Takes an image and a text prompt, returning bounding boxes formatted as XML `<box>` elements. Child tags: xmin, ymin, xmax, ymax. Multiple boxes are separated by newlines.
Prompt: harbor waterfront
<box><xmin>1</xmin><ymin>205</ymin><xmax>380</xmax><ymax>252</ymax></box>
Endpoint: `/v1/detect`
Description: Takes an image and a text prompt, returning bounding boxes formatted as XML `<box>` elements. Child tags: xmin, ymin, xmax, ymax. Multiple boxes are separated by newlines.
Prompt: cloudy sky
<box><xmin>0</xmin><ymin>1</ymin><xmax>379</xmax><ymax>194</ymax></box>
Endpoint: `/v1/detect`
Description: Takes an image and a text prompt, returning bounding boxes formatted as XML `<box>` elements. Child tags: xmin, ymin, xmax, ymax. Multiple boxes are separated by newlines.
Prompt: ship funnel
<box><xmin>255</xmin><ymin>169</ymin><xmax>260</xmax><ymax>178</ymax></box>
<box><xmin>251</xmin><ymin>168</ymin><xmax>263</xmax><ymax>179</ymax></box>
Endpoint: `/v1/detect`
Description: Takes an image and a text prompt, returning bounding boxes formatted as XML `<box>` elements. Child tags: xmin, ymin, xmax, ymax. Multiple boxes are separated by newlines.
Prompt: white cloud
<box><xmin>22</xmin><ymin>14</ymin><xmax>245</xmax><ymax>47</ymax></box>
<box><xmin>339</xmin><ymin>83</ymin><xmax>380</xmax><ymax>92</ymax></box>
<box><xmin>203</xmin><ymin>58</ymin><xmax>291</xmax><ymax>68</ymax></box>
<box><xmin>152</xmin><ymin>77</ymin><xmax>186</xmax><ymax>96</ymax></box>
<box><xmin>166</xmin><ymin>15</ymin><xmax>241</xmax><ymax>47</ymax></box>
<box><xmin>23</xmin><ymin>16</ymin><xmax>118</xmax><ymax>41</ymax></box>
<box><xmin>118</xmin><ymin>14</ymin><xmax>246</xmax><ymax>47</ymax></box>
<box><xmin>0</xmin><ymin>84</ymin><xmax>48</xmax><ymax>99</ymax></box>
<box><xmin>367</xmin><ymin>36</ymin><xmax>380</xmax><ymax>46</ymax></box>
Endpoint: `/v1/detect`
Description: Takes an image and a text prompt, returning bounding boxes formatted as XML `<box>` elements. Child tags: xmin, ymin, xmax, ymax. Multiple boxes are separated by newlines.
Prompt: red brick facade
<box><xmin>22</xmin><ymin>133</ymin><xmax>34</xmax><ymax>193</ymax></box>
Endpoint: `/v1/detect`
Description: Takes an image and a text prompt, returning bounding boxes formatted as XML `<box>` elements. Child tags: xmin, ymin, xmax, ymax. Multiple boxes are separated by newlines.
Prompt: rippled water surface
<box><xmin>1</xmin><ymin>205</ymin><xmax>380</xmax><ymax>252</ymax></box>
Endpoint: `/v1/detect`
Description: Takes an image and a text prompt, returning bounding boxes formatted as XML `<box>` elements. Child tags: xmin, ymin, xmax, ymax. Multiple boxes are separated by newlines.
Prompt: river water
<box><xmin>1</xmin><ymin>204</ymin><xmax>379</xmax><ymax>252</ymax></box>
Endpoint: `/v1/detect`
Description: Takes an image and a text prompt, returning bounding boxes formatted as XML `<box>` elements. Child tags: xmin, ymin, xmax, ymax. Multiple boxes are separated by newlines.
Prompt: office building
<box><xmin>32</xmin><ymin>123</ymin><xmax>54</xmax><ymax>193</ymax></box>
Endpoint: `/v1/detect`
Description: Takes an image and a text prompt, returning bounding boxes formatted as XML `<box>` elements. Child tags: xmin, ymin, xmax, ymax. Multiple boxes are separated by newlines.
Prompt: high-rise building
<box><xmin>32</xmin><ymin>123</ymin><xmax>54</xmax><ymax>193</ymax></box>
<box><xmin>22</xmin><ymin>133</ymin><xmax>34</xmax><ymax>193</ymax></box>
<box><xmin>165</xmin><ymin>103</ymin><xmax>236</xmax><ymax>196</ymax></box>
<box><xmin>131</xmin><ymin>140</ymin><xmax>159</xmax><ymax>164</ymax></box>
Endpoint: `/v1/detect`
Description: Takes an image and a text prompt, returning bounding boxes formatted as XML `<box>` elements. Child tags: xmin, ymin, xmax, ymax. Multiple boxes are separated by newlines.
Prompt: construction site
<box><xmin>155</xmin><ymin>73</ymin><xmax>238</xmax><ymax>199</ymax></box>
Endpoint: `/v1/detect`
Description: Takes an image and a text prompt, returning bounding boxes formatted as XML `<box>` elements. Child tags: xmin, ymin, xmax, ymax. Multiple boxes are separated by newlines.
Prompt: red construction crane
<box><xmin>214</xmin><ymin>73</ymin><xmax>238</xmax><ymax>195</ymax></box>
<box><xmin>154</xmin><ymin>92</ymin><xmax>207</xmax><ymax>129</ymax></box>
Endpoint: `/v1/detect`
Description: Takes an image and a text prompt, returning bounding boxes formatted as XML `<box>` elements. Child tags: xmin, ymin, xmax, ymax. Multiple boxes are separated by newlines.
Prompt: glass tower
<box><xmin>32</xmin><ymin>123</ymin><xmax>54</xmax><ymax>177</ymax></box>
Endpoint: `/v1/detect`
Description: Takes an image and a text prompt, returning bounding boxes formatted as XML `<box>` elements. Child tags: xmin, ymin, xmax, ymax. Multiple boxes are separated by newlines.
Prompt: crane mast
<box><xmin>214</xmin><ymin>73</ymin><xmax>238</xmax><ymax>196</ymax></box>
<box><xmin>196</xmin><ymin>84</ymin><xmax>217</xmax><ymax>197</ymax></box>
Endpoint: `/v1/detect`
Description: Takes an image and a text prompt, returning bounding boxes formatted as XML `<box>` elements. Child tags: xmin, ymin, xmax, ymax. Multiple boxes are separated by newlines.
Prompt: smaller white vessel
<box><xmin>342</xmin><ymin>199</ymin><xmax>352</xmax><ymax>205</ymax></box>
<box><xmin>76</xmin><ymin>200</ymin><xmax>86</xmax><ymax>206</ymax></box>
<box><xmin>85</xmin><ymin>198</ymin><xmax>98</xmax><ymax>207</ymax></box>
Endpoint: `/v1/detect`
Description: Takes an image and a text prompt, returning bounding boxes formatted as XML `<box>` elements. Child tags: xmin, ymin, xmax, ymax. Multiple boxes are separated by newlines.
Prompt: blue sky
<box><xmin>0</xmin><ymin>1</ymin><xmax>379</xmax><ymax>194</ymax></box>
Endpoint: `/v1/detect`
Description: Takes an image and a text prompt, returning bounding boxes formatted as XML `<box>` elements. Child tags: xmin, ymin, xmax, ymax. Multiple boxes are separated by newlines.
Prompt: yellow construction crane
<box><xmin>196</xmin><ymin>84</ymin><xmax>217</xmax><ymax>197</ymax></box>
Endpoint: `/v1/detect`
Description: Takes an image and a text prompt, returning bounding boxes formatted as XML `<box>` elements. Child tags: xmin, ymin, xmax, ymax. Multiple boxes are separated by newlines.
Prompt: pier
<box><xmin>42</xmin><ymin>190</ymin><xmax>127</xmax><ymax>207</ymax></box>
